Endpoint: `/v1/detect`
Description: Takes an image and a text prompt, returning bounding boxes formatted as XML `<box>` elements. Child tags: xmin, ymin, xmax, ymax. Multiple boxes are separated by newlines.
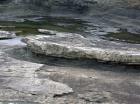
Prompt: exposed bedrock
<box><xmin>22</xmin><ymin>31</ymin><xmax>140</xmax><ymax>64</ymax></box>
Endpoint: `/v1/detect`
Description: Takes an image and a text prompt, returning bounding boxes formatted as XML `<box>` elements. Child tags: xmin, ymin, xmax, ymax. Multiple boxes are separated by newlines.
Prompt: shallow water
<box><xmin>0</xmin><ymin>15</ymin><xmax>140</xmax><ymax>44</ymax></box>
<box><xmin>0</xmin><ymin>16</ymin><xmax>86</xmax><ymax>36</ymax></box>
<box><xmin>0</xmin><ymin>15</ymin><xmax>139</xmax><ymax>104</ymax></box>
<box><xmin>104</xmin><ymin>32</ymin><xmax>140</xmax><ymax>44</ymax></box>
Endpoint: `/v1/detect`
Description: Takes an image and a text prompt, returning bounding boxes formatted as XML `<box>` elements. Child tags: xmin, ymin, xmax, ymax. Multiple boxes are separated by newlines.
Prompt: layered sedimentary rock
<box><xmin>22</xmin><ymin>31</ymin><xmax>140</xmax><ymax>64</ymax></box>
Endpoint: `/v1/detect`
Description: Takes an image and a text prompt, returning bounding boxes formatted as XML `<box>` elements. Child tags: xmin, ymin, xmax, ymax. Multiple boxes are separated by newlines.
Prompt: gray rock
<box><xmin>0</xmin><ymin>45</ymin><xmax>73</xmax><ymax>103</ymax></box>
<box><xmin>0</xmin><ymin>42</ymin><xmax>140</xmax><ymax>104</ymax></box>
<box><xmin>0</xmin><ymin>30</ymin><xmax>16</xmax><ymax>39</ymax></box>
<box><xmin>7</xmin><ymin>78</ymin><xmax>73</xmax><ymax>96</ymax></box>
<box><xmin>78</xmin><ymin>91</ymin><xmax>111</xmax><ymax>103</ymax></box>
<box><xmin>22</xmin><ymin>32</ymin><xmax>140</xmax><ymax>64</ymax></box>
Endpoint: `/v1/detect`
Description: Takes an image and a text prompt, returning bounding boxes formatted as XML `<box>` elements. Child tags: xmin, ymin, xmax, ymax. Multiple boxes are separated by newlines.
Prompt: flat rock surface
<box><xmin>0</xmin><ymin>45</ymin><xmax>73</xmax><ymax>104</ymax></box>
<box><xmin>22</xmin><ymin>32</ymin><xmax>140</xmax><ymax>64</ymax></box>
<box><xmin>0</xmin><ymin>43</ymin><xmax>139</xmax><ymax>104</ymax></box>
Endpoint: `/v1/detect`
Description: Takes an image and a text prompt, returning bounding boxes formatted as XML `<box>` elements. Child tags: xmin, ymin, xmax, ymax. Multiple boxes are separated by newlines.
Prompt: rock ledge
<box><xmin>22</xmin><ymin>33</ymin><xmax>140</xmax><ymax>64</ymax></box>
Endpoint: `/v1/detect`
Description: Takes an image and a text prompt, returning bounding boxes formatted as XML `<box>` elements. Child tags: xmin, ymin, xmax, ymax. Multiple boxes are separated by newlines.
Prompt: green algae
<box><xmin>0</xmin><ymin>16</ymin><xmax>140</xmax><ymax>44</ymax></box>
<box><xmin>0</xmin><ymin>16</ymin><xmax>85</xmax><ymax>36</ymax></box>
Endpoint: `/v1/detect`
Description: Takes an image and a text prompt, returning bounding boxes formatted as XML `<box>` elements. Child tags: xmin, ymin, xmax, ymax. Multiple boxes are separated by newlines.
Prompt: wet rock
<box><xmin>22</xmin><ymin>32</ymin><xmax>140</xmax><ymax>64</ymax></box>
<box><xmin>0</xmin><ymin>30</ymin><xmax>16</xmax><ymax>39</ymax></box>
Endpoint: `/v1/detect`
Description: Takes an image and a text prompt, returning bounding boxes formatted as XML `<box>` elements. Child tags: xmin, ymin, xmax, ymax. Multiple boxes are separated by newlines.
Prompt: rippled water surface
<box><xmin>0</xmin><ymin>16</ymin><xmax>86</xmax><ymax>36</ymax></box>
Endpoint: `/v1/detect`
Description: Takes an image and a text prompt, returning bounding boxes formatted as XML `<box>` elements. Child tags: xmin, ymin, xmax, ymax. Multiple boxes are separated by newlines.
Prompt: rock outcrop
<box><xmin>22</xmin><ymin>31</ymin><xmax>140</xmax><ymax>64</ymax></box>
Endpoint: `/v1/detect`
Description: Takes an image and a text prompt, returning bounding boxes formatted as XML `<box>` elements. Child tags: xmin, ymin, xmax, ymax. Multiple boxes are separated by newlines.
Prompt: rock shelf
<box><xmin>22</xmin><ymin>31</ymin><xmax>140</xmax><ymax>64</ymax></box>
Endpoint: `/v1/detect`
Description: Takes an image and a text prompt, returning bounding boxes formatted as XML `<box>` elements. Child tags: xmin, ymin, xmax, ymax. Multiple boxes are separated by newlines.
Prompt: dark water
<box><xmin>104</xmin><ymin>32</ymin><xmax>140</xmax><ymax>44</ymax></box>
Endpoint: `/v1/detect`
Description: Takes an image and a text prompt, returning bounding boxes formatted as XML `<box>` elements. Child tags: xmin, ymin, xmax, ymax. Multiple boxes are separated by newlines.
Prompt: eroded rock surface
<box><xmin>0</xmin><ymin>45</ymin><xmax>73</xmax><ymax>104</ymax></box>
<box><xmin>0</xmin><ymin>39</ymin><xmax>139</xmax><ymax>104</ymax></box>
<box><xmin>22</xmin><ymin>32</ymin><xmax>140</xmax><ymax>64</ymax></box>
